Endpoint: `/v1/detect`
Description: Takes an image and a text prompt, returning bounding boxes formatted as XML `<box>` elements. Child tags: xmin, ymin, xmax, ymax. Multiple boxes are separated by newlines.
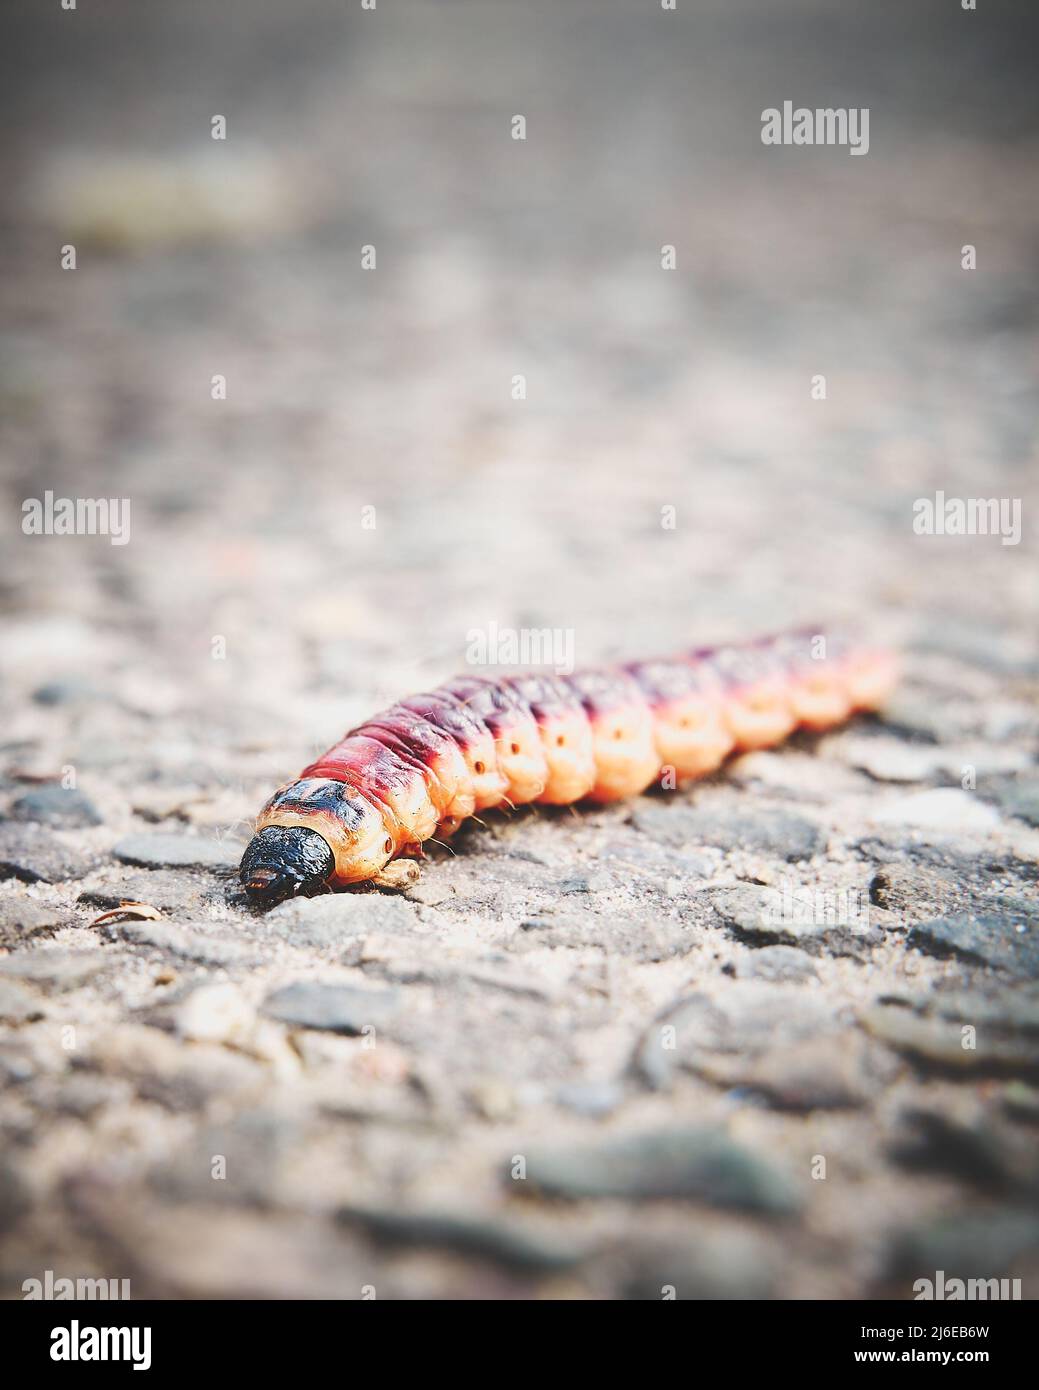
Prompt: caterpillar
<box><xmin>240</xmin><ymin>629</ymin><xmax>897</xmax><ymax>903</ymax></box>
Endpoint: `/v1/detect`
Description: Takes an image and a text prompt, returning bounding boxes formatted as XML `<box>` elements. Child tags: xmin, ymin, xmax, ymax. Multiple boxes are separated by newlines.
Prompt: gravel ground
<box><xmin>1</xmin><ymin>0</ymin><xmax>1038</xmax><ymax>1299</ymax></box>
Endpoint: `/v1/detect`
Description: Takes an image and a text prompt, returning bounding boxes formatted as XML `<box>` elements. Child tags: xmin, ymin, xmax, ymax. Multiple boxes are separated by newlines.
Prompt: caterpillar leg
<box><xmin>371</xmin><ymin>860</ymin><xmax>421</xmax><ymax>891</ymax></box>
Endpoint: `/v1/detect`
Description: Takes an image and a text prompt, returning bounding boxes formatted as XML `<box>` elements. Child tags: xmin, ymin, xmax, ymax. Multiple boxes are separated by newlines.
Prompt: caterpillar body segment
<box><xmin>623</xmin><ymin>656</ymin><xmax>735</xmax><ymax>780</ymax></box>
<box><xmin>240</xmin><ymin>630</ymin><xmax>897</xmax><ymax>901</ymax></box>
<box><xmin>503</xmin><ymin>672</ymin><xmax>597</xmax><ymax>806</ymax></box>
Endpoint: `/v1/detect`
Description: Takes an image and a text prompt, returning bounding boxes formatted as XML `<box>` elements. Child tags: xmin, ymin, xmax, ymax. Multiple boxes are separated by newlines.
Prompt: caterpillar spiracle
<box><xmin>240</xmin><ymin>629</ymin><xmax>897</xmax><ymax>903</ymax></box>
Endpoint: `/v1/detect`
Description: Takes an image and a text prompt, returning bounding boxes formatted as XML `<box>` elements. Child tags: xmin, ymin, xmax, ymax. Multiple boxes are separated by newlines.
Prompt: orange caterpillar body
<box><xmin>240</xmin><ymin>629</ymin><xmax>896</xmax><ymax>900</ymax></box>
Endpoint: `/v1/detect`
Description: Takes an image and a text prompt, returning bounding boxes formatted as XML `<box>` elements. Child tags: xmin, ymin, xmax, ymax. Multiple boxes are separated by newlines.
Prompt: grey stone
<box><xmin>150</xmin><ymin>1109</ymin><xmax>298</xmax><ymax>1205</ymax></box>
<box><xmin>514</xmin><ymin>1126</ymin><xmax>801</xmax><ymax>1214</ymax></box>
<box><xmin>0</xmin><ymin>824</ymin><xmax>95</xmax><ymax>883</ymax></box>
<box><xmin>172</xmin><ymin>983</ymin><xmax>256</xmax><ymax>1042</ymax></box>
<box><xmin>359</xmin><ymin>953</ymin><xmax>556</xmax><ymax>1001</ymax></box>
<box><xmin>261</xmin><ymin>980</ymin><xmax>400</xmax><ymax>1034</ymax></box>
<box><xmin>633</xmin><ymin>984</ymin><xmax>840</xmax><ymax>1090</ymax></box>
<box><xmin>78</xmin><ymin>870</ymin><xmax>222</xmax><ymax>914</ymax></box>
<box><xmin>518</xmin><ymin>910</ymin><xmax>695</xmax><ymax>962</ymax></box>
<box><xmin>632</xmin><ymin>804</ymin><xmax>822</xmax><ymax>861</ymax></box>
<box><xmin>709</xmin><ymin>883</ymin><xmax>820</xmax><ymax>945</ymax></box>
<box><xmin>112</xmin><ymin>833</ymin><xmax>242</xmax><ymax>871</ymax></box>
<box><xmin>916</xmin><ymin>623</ymin><xmax>1039</xmax><ymax>677</ymax></box>
<box><xmin>0</xmin><ymin>1158</ymin><xmax>31</xmax><ymax>1234</ymax></box>
<box><xmin>0</xmin><ymin>897</ymin><xmax>70</xmax><ymax>943</ymax></box>
<box><xmin>599</xmin><ymin>836</ymin><xmax>720</xmax><ymax>879</ymax></box>
<box><xmin>82</xmin><ymin>1024</ymin><xmax>267</xmax><ymax>1112</ymax></box>
<box><xmin>32</xmin><ymin>677</ymin><xmax>105</xmax><ymax>706</ymax></box>
<box><xmin>667</xmin><ymin>847</ymin><xmax>724</xmax><ymax>878</ymax></box>
<box><xmin>554</xmin><ymin>1079</ymin><xmax>625</xmax><ymax>1118</ymax></box>
<box><xmin>861</xmin><ymin>840</ymin><xmax>1039</xmax><ymax>892</ymax></box>
<box><xmin>871</xmin><ymin>789</ymin><xmax>1000</xmax><ymax>834</ymax></box>
<box><xmin>629</xmin><ymin>804</ymin><xmax>707</xmax><ymax>849</ymax></box>
<box><xmin>908</xmin><ymin>913</ymin><xmax>1039</xmax><ymax>979</ymax></box>
<box><xmin>132</xmin><ymin>1055</ymin><xmax>269</xmax><ymax>1114</ymax></box>
<box><xmin>843</xmin><ymin>739</ymin><xmax>942</xmax><ymax>784</ymax></box>
<box><xmin>557</xmin><ymin>871</ymin><xmax>613</xmax><ymax>894</ymax></box>
<box><xmin>0</xmin><ymin>949</ymin><xmax>109</xmax><ymax>992</ymax></box>
<box><xmin>854</xmin><ymin>838</ymin><xmax>912</xmax><ymax>867</ymax></box>
<box><xmin>7</xmin><ymin>785</ymin><xmax>102</xmax><ymax>828</ymax></box>
<box><xmin>926</xmin><ymin>984</ymin><xmax>1039</xmax><ymax>1036</ymax></box>
<box><xmin>991</xmin><ymin>778</ymin><xmax>1039</xmax><ymax>828</ymax></box>
<box><xmin>25</xmin><ymin>1073</ymin><xmax>131</xmax><ymax>1118</ymax></box>
<box><xmin>708</xmin><ymin>883</ymin><xmax>879</xmax><ymax>956</ymax></box>
<box><xmin>822</xmin><ymin>922</ymin><xmax>886</xmax><ymax>959</ymax></box>
<box><xmin>879</xmin><ymin>694</ymin><xmax>973</xmax><ymax>744</ymax></box>
<box><xmin>0</xmin><ymin>1043</ymin><xmax>38</xmax><ymax>1084</ymax></box>
<box><xmin>404</xmin><ymin>880</ymin><xmax>453</xmax><ymax>906</ymax></box>
<box><xmin>620</xmin><ymin>1230</ymin><xmax>777</xmax><ymax>1300</ymax></box>
<box><xmin>726</xmin><ymin>747</ymin><xmax>869</xmax><ymax>799</ymax></box>
<box><xmin>887</xmin><ymin>1210</ymin><xmax>1039</xmax><ymax>1286</ymax></box>
<box><xmin>890</xmin><ymin>1109</ymin><xmax>1031</xmax><ymax>1191</ymax></box>
<box><xmin>1003</xmin><ymin>1082</ymin><xmax>1039</xmax><ymax>1124</ymax></box>
<box><xmin>734</xmin><ymin>945</ymin><xmax>818</xmax><ymax>982</ymax></box>
<box><xmin>868</xmin><ymin>864</ymin><xmax>971</xmax><ymax>919</ymax></box>
<box><xmin>505</xmin><ymin>847</ymin><xmax>554</xmax><ymax>868</ymax></box>
<box><xmin>862</xmin><ymin>1004</ymin><xmax>1039</xmax><ymax>1078</ymax></box>
<box><xmin>101</xmin><ymin>919</ymin><xmax>255</xmax><ymax>966</ymax></box>
<box><xmin>0</xmin><ymin>978</ymin><xmax>46</xmax><ymax>1024</ymax></box>
<box><xmin>337</xmin><ymin>1205</ymin><xmax>584</xmax><ymax>1273</ymax></box>
<box><xmin>262</xmin><ymin>891</ymin><xmax>419</xmax><ymax>947</ymax></box>
<box><xmin>736</xmin><ymin>1035</ymin><xmax>881</xmax><ymax>1111</ymax></box>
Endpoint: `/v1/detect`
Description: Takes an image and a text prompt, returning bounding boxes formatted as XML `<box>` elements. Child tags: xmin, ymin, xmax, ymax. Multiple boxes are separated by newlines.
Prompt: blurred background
<box><xmin>0</xmin><ymin>0</ymin><xmax>1037</xmax><ymax>1301</ymax></box>
<box><xmin>2</xmin><ymin>0</ymin><xmax>1036</xmax><ymax>721</ymax></box>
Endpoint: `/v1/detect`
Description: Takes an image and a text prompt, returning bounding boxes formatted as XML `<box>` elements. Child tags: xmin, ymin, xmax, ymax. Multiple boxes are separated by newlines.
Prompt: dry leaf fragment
<box><xmin>90</xmin><ymin>902</ymin><xmax>165</xmax><ymax>927</ymax></box>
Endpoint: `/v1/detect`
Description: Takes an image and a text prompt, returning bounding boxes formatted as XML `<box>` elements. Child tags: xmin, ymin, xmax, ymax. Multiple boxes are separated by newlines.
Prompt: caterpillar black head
<box><xmin>240</xmin><ymin>825</ymin><xmax>335</xmax><ymax>904</ymax></box>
